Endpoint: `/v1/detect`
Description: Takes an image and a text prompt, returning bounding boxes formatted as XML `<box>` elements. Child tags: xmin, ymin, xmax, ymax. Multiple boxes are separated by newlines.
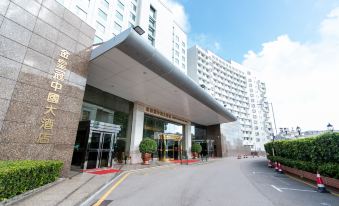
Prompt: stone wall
<box><xmin>0</xmin><ymin>0</ymin><xmax>95</xmax><ymax>176</ymax></box>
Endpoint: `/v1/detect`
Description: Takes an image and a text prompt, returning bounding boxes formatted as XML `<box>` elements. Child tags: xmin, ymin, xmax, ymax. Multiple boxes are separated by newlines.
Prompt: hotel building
<box><xmin>0</xmin><ymin>0</ymin><xmax>243</xmax><ymax>176</ymax></box>
<box><xmin>57</xmin><ymin>0</ymin><xmax>188</xmax><ymax>74</ymax></box>
<box><xmin>187</xmin><ymin>45</ymin><xmax>273</xmax><ymax>151</ymax></box>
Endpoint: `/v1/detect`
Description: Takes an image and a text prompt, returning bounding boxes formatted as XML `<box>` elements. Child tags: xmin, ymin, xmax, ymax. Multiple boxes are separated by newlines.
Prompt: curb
<box><xmin>0</xmin><ymin>178</ymin><xmax>65</xmax><ymax>206</ymax></box>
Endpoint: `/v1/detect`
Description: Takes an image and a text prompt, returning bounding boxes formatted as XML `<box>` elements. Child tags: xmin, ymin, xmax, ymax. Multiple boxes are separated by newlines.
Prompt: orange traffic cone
<box><xmin>316</xmin><ymin>172</ymin><xmax>327</xmax><ymax>193</ymax></box>
<box><xmin>274</xmin><ymin>161</ymin><xmax>279</xmax><ymax>172</ymax></box>
<box><xmin>278</xmin><ymin>162</ymin><xmax>283</xmax><ymax>174</ymax></box>
<box><xmin>267</xmin><ymin>160</ymin><xmax>273</xmax><ymax>168</ymax></box>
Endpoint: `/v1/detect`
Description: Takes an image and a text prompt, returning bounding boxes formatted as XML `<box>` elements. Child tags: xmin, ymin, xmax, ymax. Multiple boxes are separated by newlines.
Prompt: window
<box><xmin>94</xmin><ymin>36</ymin><xmax>103</xmax><ymax>44</ymax></box>
<box><xmin>182</xmin><ymin>63</ymin><xmax>185</xmax><ymax>69</ymax></box>
<box><xmin>96</xmin><ymin>21</ymin><xmax>105</xmax><ymax>33</ymax></box>
<box><xmin>149</xmin><ymin>17</ymin><xmax>156</xmax><ymax>28</ymax></box>
<box><xmin>148</xmin><ymin>35</ymin><xmax>155</xmax><ymax>46</ymax></box>
<box><xmin>182</xmin><ymin>48</ymin><xmax>185</xmax><ymax>53</ymax></box>
<box><xmin>175</xmin><ymin>50</ymin><xmax>179</xmax><ymax>57</ymax></box>
<box><xmin>148</xmin><ymin>27</ymin><xmax>155</xmax><ymax>36</ymax></box>
<box><xmin>128</xmin><ymin>22</ymin><xmax>134</xmax><ymax>28</ymax></box>
<box><xmin>129</xmin><ymin>12</ymin><xmax>136</xmax><ymax>21</ymax></box>
<box><xmin>114</xmin><ymin>22</ymin><xmax>122</xmax><ymax>32</ymax></box>
<box><xmin>115</xmin><ymin>11</ymin><xmax>123</xmax><ymax>21</ymax></box>
<box><xmin>182</xmin><ymin>56</ymin><xmax>185</xmax><ymax>61</ymax></box>
<box><xmin>175</xmin><ymin>43</ymin><xmax>179</xmax><ymax>49</ymax></box>
<box><xmin>150</xmin><ymin>6</ymin><xmax>156</xmax><ymax>19</ymax></box>
<box><xmin>182</xmin><ymin>41</ymin><xmax>185</xmax><ymax>47</ymax></box>
<box><xmin>117</xmin><ymin>0</ymin><xmax>124</xmax><ymax>10</ymax></box>
<box><xmin>175</xmin><ymin>35</ymin><xmax>179</xmax><ymax>41</ymax></box>
<box><xmin>98</xmin><ymin>9</ymin><xmax>107</xmax><ymax>21</ymax></box>
<box><xmin>76</xmin><ymin>6</ymin><xmax>87</xmax><ymax>20</ymax></box>
<box><xmin>175</xmin><ymin>58</ymin><xmax>179</xmax><ymax>64</ymax></box>
<box><xmin>130</xmin><ymin>2</ymin><xmax>137</xmax><ymax>11</ymax></box>
<box><xmin>102</xmin><ymin>0</ymin><xmax>109</xmax><ymax>9</ymax></box>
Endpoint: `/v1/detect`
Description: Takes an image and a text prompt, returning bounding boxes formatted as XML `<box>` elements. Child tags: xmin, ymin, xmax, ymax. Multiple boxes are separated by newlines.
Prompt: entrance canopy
<box><xmin>88</xmin><ymin>28</ymin><xmax>236</xmax><ymax>126</ymax></box>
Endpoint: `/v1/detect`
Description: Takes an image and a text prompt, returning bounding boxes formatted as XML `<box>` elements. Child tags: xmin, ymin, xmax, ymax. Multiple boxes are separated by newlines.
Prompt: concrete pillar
<box><xmin>129</xmin><ymin>103</ymin><xmax>145</xmax><ymax>164</ymax></box>
<box><xmin>184</xmin><ymin>122</ymin><xmax>192</xmax><ymax>158</ymax></box>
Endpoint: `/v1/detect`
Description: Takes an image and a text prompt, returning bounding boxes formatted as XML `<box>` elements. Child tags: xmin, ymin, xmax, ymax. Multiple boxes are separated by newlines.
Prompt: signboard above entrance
<box><xmin>144</xmin><ymin>106</ymin><xmax>189</xmax><ymax>125</ymax></box>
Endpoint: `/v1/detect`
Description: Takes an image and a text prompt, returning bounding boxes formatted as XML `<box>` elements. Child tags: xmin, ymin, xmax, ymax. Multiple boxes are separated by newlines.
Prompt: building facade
<box><xmin>187</xmin><ymin>45</ymin><xmax>272</xmax><ymax>151</ymax></box>
<box><xmin>0</xmin><ymin>0</ymin><xmax>243</xmax><ymax>177</ymax></box>
<box><xmin>57</xmin><ymin>0</ymin><xmax>188</xmax><ymax>74</ymax></box>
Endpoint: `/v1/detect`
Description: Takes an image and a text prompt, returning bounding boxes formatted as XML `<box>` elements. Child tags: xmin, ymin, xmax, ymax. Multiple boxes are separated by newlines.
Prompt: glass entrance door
<box><xmin>85</xmin><ymin>131</ymin><xmax>115</xmax><ymax>169</ymax></box>
<box><xmin>158</xmin><ymin>134</ymin><xmax>182</xmax><ymax>161</ymax></box>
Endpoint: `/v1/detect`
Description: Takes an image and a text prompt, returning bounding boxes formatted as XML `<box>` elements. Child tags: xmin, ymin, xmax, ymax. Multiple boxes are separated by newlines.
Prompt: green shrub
<box><xmin>139</xmin><ymin>138</ymin><xmax>157</xmax><ymax>154</ymax></box>
<box><xmin>0</xmin><ymin>160</ymin><xmax>63</xmax><ymax>201</ymax></box>
<box><xmin>191</xmin><ymin>143</ymin><xmax>202</xmax><ymax>153</ymax></box>
<box><xmin>264</xmin><ymin>132</ymin><xmax>339</xmax><ymax>163</ymax></box>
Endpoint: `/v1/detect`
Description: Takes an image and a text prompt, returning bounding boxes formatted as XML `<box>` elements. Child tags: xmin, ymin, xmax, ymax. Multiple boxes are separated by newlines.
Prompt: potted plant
<box><xmin>139</xmin><ymin>138</ymin><xmax>157</xmax><ymax>165</ymax></box>
<box><xmin>191</xmin><ymin>143</ymin><xmax>202</xmax><ymax>159</ymax></box>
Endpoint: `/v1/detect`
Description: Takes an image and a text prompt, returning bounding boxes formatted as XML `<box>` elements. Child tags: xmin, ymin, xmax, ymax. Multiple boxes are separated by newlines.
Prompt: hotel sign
<box><xmin>144</xmin><ymin>106</ymin><xmax>189</xmax><ymax>125</ymax></box>
<box><xmin>36</xmin><ymin>49</ymin><xmax>71</xmax><ymax>144</ymax></box>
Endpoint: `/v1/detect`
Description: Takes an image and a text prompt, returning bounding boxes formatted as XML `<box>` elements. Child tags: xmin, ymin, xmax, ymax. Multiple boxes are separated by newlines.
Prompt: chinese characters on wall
<box><xmin>144</xmin><ymin>106</ymin><xmax>188</xmax><ymax>125</ymax></box>
<box><xmin>36</xmin><ymin>49</ymin><xmax>71</xmax><ymax>144</ymax></box>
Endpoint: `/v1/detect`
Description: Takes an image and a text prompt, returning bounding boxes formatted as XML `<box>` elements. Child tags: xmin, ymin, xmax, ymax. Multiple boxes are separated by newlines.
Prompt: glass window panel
<box><xmin>115</xmin><ymin>11</ymin><xmax>123</xmax><ymax>21</ymax></box>
<box><xmin>98</xmin><ymin>9</ymin><xmax>107</xmax><ymax>21</ymax></box>
<box><xmin>117</xmin><ymin>0</ymin><xmax>124</xmax><ymax>10</ymax></box>
<box><xmin>114</xmin><ymin>22</ymin><xmax>122</xmax><ymax>32</ymax></box>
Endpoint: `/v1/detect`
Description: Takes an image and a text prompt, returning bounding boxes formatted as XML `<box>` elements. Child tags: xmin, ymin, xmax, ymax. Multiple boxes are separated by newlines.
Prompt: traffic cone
<box><xmin>316</xmin><ymin>172</ymin><xmax>328</xmax><ymax>193</ymax></box>
<box><xmin>267</xmin><ymin>160</ymin><xmax>273</xmax><ymax>168</ymax></box>
<box><xmin>278</xmin><ymin>162</ymin><xmax>283</xmax><ymax>174</ymax></box>
<box><xmin>274</xmin><ymin>161</ymin><xmax>279</xmax><ymax>172</ymax></box>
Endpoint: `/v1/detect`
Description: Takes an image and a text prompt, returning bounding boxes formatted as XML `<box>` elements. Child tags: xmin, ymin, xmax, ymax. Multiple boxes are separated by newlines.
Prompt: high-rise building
<box><xmin>58</xmin><ymin>0</ymin><xmax>188</xmax><ymax>74</ymax></box>
<box><xmin>187</xmin><ymin>45</ymin><xmax>272</xmax><ymax>151</ymax></box>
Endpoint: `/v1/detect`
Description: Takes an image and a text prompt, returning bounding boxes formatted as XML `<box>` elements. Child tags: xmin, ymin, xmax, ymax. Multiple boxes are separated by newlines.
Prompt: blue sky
<box><xmin>169</xmin><ymin>0</ymin><xmax>339</xmax><ymax>131</ymax></box>
<box><xmin>182</xmin><ymin>0</ymin><xmax>339</xmax><ymax>62</ymax></box>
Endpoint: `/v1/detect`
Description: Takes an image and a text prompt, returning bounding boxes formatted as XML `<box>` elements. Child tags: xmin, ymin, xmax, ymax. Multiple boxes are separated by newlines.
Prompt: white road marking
<box><xmin>271</xmin><ymin>185</ymin><xmax>283</xmax><ymax>192</ymax></box>
<box><xmin>279</xmin><ymin>187</ymin><xmax>316</xmax><ymax>193</ymax></box>
<box><xmin>320</xmin><ymin>202</ymin><xmax>331</xmax><ymax>206</ymax></box>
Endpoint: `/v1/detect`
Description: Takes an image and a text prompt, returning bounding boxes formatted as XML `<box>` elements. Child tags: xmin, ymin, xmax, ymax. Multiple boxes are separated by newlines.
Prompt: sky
<box><xmin>165</xmin><ymin>0</ymin><xmax>339</xmax><ymax>131</ymax></box>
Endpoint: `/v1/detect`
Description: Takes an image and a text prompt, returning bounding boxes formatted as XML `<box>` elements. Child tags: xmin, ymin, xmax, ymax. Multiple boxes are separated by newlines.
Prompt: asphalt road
<box><xmin>86</xmin><ymin>158</ymin><xmax>339</xmax><ymax>206</ymax></box>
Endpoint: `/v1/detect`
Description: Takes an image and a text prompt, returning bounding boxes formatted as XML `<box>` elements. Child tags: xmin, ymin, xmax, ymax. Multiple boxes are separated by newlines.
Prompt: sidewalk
<box><xmin>8</xmin><ymin>159</ymin><xmax>205</xmax><ymax>206</ymax></box>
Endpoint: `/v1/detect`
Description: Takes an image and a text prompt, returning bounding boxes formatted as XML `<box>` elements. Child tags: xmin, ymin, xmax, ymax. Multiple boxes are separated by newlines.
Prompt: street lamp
<box><xmin>327</xmin><ymin>123</ymin><xmax>334</xmax><ymax>132</ymax></box>
<box><xmin>296</xmin><ymin>126</ymin><xmax>301</xmax><ymax>136</ymax></box>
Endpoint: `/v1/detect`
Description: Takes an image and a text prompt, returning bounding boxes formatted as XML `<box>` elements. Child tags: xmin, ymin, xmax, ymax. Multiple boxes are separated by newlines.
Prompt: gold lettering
<box><xmin>40</xmin><ymin>118</ymin><xmax>54</xmax><ymax>130</ymax></box>
<box><xmin>50</xmin><ymin>81</ymin><xmax>62</xmax><ymax>91</ymax></box>
<box><xmin>44</xmin><ymin>105</ymin><xmax>57</xmax><ymax>116</ymax></box>
<box><xmin>47</xmin><ymin>92</ymin><xmax>60</xmax><ymax>104</ymax></box>
<box><xmin>59</xmin><ymin>49</ymin><xmax>70</xmax><ymax>60</ymax></box>
<box><xmin>37</xmin><ymin>132</ymin><xmax>51</xmax><ymax>144</ymax></box>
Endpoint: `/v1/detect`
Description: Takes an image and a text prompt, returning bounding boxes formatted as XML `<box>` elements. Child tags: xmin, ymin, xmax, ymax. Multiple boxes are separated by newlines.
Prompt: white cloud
<box><xmin>189</xmin><ymin>33</ymin><xmax>222</xmax><ymax>52</ymax></box>
<box><xmin>161</xmin><ymin>0</ymin><xmax>190</xmax><ymax>32</ymax></box>
<box><xmin>243</xmin><ymin>7</ymin><xmax>339</xmax><ymax>131</ymax></box>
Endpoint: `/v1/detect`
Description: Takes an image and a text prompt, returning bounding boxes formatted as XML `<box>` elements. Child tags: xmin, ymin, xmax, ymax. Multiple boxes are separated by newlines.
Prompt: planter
<box><xmin>142</xmin><ymin>153</ymin><xmax>152</xmax><ymax>165</ymax></box>
<box><xmin>281</xmin><ymin>165</ymin><xmax>339</xmax><ymax>189</ymax></box>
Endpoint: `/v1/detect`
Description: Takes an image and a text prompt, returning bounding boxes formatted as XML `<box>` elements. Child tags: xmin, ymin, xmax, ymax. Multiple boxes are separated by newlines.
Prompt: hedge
<box><xmin>264</xmin><ymin>132</ymin><xmax>339</xmax><ymax>163</ymax></box>
<box><xmin>267</xmin><ymin>155</ymin><xmax>339</xmax><ymax>179</ymax></box>
<box><xmin>0</xmin><ymin>160</ymin><xmax>63</xmax><ymax>201</ymax></box>
<box><xmin>265</xmin><ymin>132</ymin><xmax>339</xmax><ymax>179</ymax></box>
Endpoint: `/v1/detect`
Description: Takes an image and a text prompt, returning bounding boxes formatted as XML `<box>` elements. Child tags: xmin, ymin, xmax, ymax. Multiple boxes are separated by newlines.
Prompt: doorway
<box><xmin>158</xmin><ymin>134</ymin><xmax>182</xmax><ymax>161</ymax></box>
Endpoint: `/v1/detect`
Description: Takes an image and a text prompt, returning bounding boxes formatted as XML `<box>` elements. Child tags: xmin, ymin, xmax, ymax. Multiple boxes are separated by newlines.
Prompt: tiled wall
<box><xmin>0</xmin><ymin>0</ymin><xmax>95</xmax><ymax>176</ymax></box>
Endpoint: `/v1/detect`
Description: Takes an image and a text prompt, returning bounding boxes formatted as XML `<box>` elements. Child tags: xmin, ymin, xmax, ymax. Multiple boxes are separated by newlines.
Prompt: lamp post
<box><xmin>327</xmin><ymin>123</ymin><xmax>334</xmax><ymax>132</ymax></box>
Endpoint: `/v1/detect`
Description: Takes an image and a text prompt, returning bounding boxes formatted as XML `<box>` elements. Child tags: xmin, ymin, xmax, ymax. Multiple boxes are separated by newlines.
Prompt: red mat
<box><xmin>170</xmin><ymin>159</ymin><xmax>200</xmax><ymax>164</ymax></box>
<box><xmin>87</xmin><ymin>168</ymin><xmax>122</xmax><ymax>175</ymax></box>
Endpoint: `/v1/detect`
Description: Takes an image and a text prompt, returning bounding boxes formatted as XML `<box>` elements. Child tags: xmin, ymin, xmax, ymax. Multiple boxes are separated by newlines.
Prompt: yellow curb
<box><xmin>93</xmin><ymin>172</ymin><xmax>130</xmax><ymax>206</ymax></box>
